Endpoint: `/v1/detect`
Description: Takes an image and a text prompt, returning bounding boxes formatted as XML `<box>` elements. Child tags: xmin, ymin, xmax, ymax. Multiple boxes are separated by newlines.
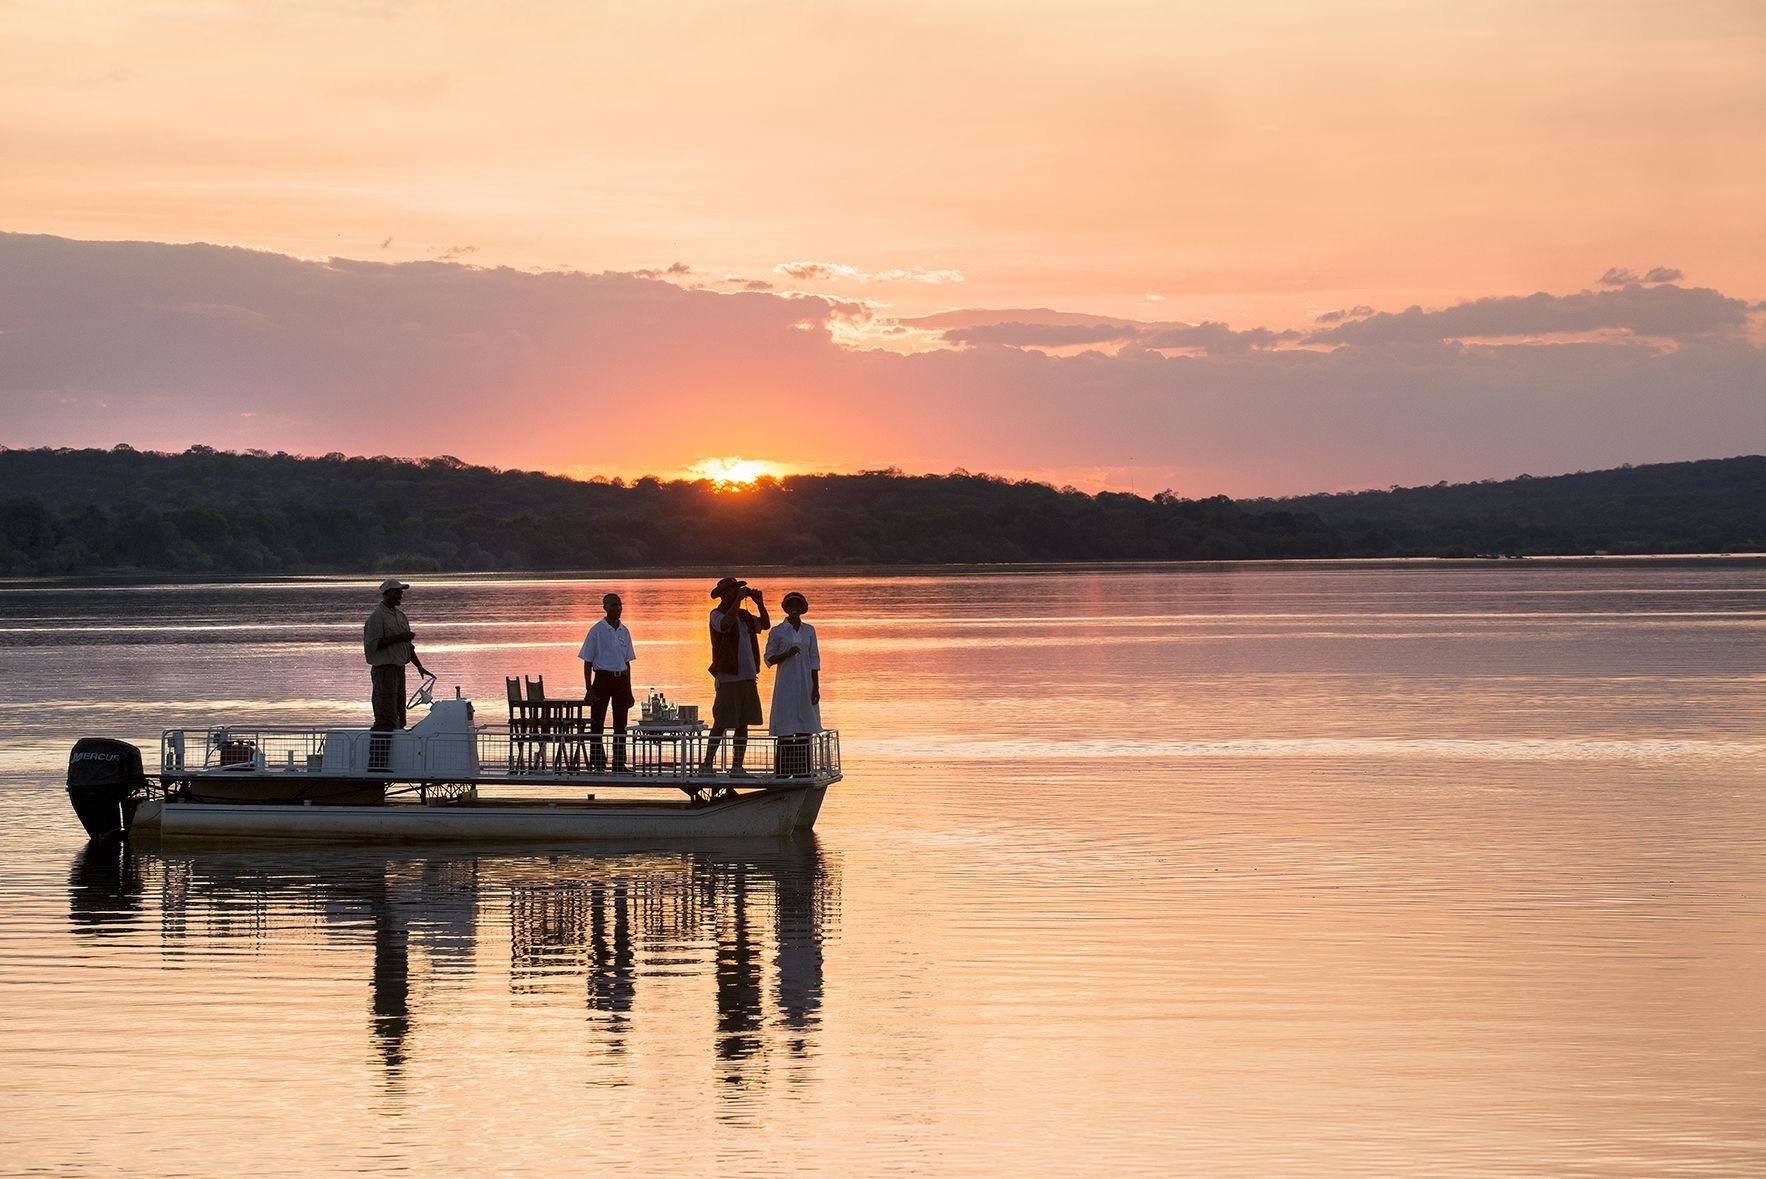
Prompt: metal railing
<box><xmin>160</xmin><ymin>725</ymin><xmax>841</xmax><ymax>784</ymax></box>
<box><xmin>162</xmin><ymin>726</ymin><xmax>329</xmax><ymax>774</ymax></box>
<box><xmin>484</xmin><ymin>725</ymin><xmax>839</xmax><ymax>780</ymax></box>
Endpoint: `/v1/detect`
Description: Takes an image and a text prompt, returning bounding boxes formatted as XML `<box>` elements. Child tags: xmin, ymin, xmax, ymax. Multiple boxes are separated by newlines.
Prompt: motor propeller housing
<box><xmin>66</xmin><ymin>738</ymin><xmax>149</xmax><ymax>840</ymax></box>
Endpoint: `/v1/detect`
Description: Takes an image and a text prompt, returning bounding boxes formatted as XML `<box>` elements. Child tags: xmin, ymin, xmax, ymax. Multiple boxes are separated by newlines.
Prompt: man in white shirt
<box><xmin>579</xmin><ymin>593</ymin><xmax>637</xmax><ymax>772</ymax></box>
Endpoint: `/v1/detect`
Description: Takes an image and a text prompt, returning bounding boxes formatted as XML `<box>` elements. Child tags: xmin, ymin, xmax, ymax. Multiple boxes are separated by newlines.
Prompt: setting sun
<box><xmin>690</xmin><ymin>456</ymin><xmax>778</xmax><ymax>489</ymax></box>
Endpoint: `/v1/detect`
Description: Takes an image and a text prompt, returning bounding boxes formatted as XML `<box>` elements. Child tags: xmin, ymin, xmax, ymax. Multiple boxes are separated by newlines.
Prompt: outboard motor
<box><xmin>67</xmin><ymin>738</ymin><xmax>150</xmax><ymax>840</ymax></box>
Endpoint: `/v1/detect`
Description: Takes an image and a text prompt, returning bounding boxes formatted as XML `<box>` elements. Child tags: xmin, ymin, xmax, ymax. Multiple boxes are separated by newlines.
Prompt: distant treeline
<box><xmin>1262</xmin><ymin>456</ymin><xmax>1765</xmax><ymax>558</ymax></box>
<box><xmin>0</xmin><ymin>445</ymin><xmax>1760</xmax><ymax>575</ymax></box>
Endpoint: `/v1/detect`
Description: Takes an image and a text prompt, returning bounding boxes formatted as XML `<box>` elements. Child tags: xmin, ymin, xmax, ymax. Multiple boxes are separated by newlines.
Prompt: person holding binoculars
<box><xmin>701</xmin><ymin>576</ymin><xmax>770</xmax><ymax>777</ymax></box>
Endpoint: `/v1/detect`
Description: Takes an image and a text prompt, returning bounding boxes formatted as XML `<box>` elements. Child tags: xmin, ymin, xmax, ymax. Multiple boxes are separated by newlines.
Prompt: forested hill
<box><xmin>1253</xmin><ymin>456</ymin><xmax>1766</xmax><ymax>558</ymax></box>
<box><xmin>0</xmin><ymin>446</ymin><xmax>1760</xmax><ymax>575</ymax></box>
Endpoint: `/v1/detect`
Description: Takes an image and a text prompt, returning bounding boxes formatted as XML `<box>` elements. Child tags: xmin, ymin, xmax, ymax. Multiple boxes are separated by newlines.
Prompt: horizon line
<box><xmin>3</xmin><ymin>439</ymin><xmax>1761</xmax><ymax>504</ymax></box>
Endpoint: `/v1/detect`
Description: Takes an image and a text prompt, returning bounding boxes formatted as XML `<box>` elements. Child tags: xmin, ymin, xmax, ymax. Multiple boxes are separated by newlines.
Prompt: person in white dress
<box><xmin>765</xmin><ymin>592</ymin><xmax>822</xmax><ymax>775</ymax></box>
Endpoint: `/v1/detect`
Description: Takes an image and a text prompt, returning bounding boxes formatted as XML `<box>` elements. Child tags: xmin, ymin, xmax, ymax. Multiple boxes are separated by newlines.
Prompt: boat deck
<box><xmin>158</xmin><ymin>722</ymin><xmax>841</xmax><ymax>797</ymax></box>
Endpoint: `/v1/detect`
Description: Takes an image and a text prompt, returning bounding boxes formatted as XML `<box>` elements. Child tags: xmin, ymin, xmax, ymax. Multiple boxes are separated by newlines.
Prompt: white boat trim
<box><xmin>132</xmin><ymin>785</ymin><xmax>827</xmax><ymax>843</ymax></box>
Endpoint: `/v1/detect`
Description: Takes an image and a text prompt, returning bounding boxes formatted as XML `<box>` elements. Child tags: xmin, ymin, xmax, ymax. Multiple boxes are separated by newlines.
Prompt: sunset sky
<box><xmin>3</xmin><ymin>0</ymin><xmax>1763</xmax><ymax>495</ymax></box>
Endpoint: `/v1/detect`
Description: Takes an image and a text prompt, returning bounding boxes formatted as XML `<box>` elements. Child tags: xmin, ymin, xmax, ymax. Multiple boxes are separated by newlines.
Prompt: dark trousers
<box><xmin>369</xmin><ymin>664</ymin><xmax>406</xmax><ymax>770</ymax></box>
<box><xmin>589</xmin><ymin>670</ymin><xmax>632</xmax><ymax>770</ymax></box>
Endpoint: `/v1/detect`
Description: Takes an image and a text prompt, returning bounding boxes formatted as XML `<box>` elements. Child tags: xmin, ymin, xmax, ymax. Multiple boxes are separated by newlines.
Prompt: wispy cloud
<box><xmin>632</xmin><ymin>261</ymin><xmax>692</xmax><ymax>279</ymax></box>
<box><xmin>945</xmin><ymin>321</ymin><xmax>1136</xmax><ymax>347</ymax></box>
<box><xmin>874</xmin><ymin>267</ymin><xmax>964</xmax><ymax>284</ymax></box>
<box><xmin>774</xmin><ymin>260</ymin><xmax>964</xmax><ymax>284</ymax></box>
<box><xmin>1600</xmin><ymin>265</ymin><xmax>1685</xmax><ymax>287</ymax></box>
<box><xmin>1308</xmin><ymin>283</ymin><xmax>1749</xmax><ymax>345</ymax></box>
<box><xmin>941</xmin><ymin>318</ymin><xmax>1298</xmax><ymax>354</ymax></box>
<box><xmin>774</xmin><ymin>261</ymin><xmax>862</xmax><ymax>282</ymax></box>
<box><xmin>1140</xmin><ymin>322</ymin><xmax>1299</xmax><ymax>354</ymax></box>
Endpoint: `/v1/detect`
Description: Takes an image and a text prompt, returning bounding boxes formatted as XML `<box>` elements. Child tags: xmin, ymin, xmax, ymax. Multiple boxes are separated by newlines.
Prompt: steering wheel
<box><xmin>407</xmin><ymin>673</ymin><xmax>437</xmax><ymax>709</ymax></box>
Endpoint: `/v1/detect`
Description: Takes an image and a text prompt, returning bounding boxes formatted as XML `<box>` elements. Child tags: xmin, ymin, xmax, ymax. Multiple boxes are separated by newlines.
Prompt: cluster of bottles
<box><xmin>641</xmin><ymin>689</ymin><xmax>674</xmax><ymax>723</ymax></box>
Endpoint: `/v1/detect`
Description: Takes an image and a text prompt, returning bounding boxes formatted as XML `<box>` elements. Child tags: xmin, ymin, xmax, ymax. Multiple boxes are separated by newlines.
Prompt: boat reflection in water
<box><xmin>506</xmin><ymin>839</ymin><xmax>833</xmax><ymax>1075</ymax></box>
<box><xmin>67</xmin><ymin>836</ymin><xmax>836</xmax><ymax>1089</ymax></box>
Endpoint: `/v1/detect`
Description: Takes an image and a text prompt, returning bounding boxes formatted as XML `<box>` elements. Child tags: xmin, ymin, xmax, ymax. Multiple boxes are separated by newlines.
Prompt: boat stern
<box><xmin>66</xmin><ymin>738</ymin><xmax>151</xmax><ymax>841</ymax></box>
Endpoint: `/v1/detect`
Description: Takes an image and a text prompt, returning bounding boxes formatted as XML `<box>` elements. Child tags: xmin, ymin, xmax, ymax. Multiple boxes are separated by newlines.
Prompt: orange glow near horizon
<box><xmin>690</xmin><ymin>457</ymin><xmax>779</xmax><ymax>490</ymax></box>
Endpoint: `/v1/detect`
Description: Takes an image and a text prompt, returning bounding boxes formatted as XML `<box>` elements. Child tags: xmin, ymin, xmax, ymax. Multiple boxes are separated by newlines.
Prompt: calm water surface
<box><xmin>1</xmin><ymin>562</ymin><xmax>1762</xmax><ymax>1175</ymax></box>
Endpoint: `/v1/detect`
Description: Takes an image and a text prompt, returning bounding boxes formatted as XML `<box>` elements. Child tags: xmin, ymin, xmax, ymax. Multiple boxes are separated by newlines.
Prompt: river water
<box><xmin>1</xmin><ymin>561</ymin><xmax>1762</xmax><ymax>1175</ymax></box>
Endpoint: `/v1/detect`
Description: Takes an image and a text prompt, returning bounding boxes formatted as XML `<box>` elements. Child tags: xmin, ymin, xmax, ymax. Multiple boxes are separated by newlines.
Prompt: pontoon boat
<box><xmin>66</xmin><ymin>689</ymin><xmax>840</xmax><ymax>844</ymax></box>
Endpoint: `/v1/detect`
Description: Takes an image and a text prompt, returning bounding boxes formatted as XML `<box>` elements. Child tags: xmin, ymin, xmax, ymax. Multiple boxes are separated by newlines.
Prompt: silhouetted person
<box><xmin>701</xmin><ymin>577</ymin><xmax>769</xmax><ymax>777</ymax></box>
<box><xmin>363</xmin><ymin>578</ymin><xmax>430</xmax><ymax>770</ymax></box>
<box><xmin>579</xmin><ymin>592</ymin><xmax>636</xmax><ymax>772</ymax></box>
<box><xmin>765</xmin><ymin>591</ymin><xmax>822</xmax><ymax>776</ymax></box>
<box><xmin>715</xmin><ymin>862</ymin><xmax>763</xmax><ymax>1070</ymax></box>
<box><xmin>369</xmin><ymin>870</ymin><xmax>411</xmax><ymax>1078</ymax></box>
<box><xmin>773</xmin><ymin>837</ymin><xmax>827</xmax><ymax>1039</ymax></box>
<box><xmin>588</xmin><ymin>880</ymin><xmax>637</xmax><ymax>1023</ymax></box>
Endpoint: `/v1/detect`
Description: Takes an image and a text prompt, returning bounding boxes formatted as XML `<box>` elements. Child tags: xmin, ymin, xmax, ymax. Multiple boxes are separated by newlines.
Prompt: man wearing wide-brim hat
<box><xmin>363</xmin><ymin>578</ymin><xmax>432</xmax><ymax>746</ymax></box>
<box><xmin>701</xmin><ymin>575</ymin><xmax>769</xmax><ymax>776</ymax></box>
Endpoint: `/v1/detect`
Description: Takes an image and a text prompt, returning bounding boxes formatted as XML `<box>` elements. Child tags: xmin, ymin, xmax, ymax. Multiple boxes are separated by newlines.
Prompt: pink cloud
<box><xmin>2</xmin><ymin>232</ymin><xmax>1762</xmax><ymax>497</ymax></box>
<box><xmin>1308</xmin><ymin>284</ymin><xmax>1749</xmax><ymax>345</ymax></box>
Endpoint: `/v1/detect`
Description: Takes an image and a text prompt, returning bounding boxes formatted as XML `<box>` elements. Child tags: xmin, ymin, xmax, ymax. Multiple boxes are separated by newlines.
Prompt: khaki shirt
<box><xmin>364</xmin><ymin>603</ymin><xmax>413</xmax><ymax>667</ymax></box>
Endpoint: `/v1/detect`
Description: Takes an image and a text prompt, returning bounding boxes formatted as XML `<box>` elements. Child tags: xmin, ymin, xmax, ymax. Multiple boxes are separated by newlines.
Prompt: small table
<box><xmin>629</xmin><ymin>721</ymin><xmax>709</xmax><ymax>776</ymax></box>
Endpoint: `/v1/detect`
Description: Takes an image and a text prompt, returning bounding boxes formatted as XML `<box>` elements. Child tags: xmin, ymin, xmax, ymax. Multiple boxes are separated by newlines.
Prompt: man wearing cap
<box><xmin>364</xmin><ymin>579</ymin><xmax>432</xmax><ymax>752</ymax></box>
<box><xmin>701</xmin><ymin>576</ymin><xmax>769</xmax><ymax>777</ymax></box>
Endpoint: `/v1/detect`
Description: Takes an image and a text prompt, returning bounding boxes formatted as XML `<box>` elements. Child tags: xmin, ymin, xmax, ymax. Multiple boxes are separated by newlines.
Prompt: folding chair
<box><xmin>506</xmin><ymin>677</ymin><xmax>527</xmax><ymax>772</ymax></box>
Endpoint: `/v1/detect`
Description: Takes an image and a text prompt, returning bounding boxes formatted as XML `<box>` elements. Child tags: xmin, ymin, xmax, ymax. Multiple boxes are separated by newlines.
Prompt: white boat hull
<box><xmin>132</xmin><ymin>786</ymin><xmax>826</xmax><ymax>844</ymax></box>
